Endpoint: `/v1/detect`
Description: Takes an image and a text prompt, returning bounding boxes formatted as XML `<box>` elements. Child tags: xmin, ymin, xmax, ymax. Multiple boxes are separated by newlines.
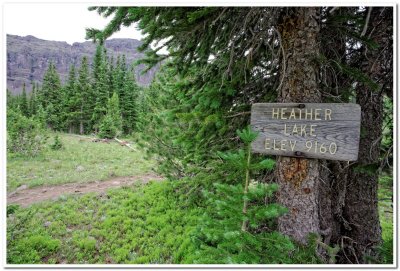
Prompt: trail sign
<box><xmin>250</xmin><ymin>103</ymin><xmax>361</xmax><ymax>161</ymax></box>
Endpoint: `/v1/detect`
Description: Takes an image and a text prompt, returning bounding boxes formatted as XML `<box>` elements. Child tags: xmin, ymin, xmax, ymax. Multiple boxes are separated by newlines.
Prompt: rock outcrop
<box><xmin>7</xmin><ymin>34</ymin><xmax>158</xmax><ymax>94</ymax></box>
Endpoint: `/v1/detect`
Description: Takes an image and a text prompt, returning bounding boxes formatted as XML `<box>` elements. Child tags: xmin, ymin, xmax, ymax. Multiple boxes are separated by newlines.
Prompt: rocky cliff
<box><xmin>7</xmin><ymin>34</ymin><xmax>158</xmax><ymax>95</ymax></box>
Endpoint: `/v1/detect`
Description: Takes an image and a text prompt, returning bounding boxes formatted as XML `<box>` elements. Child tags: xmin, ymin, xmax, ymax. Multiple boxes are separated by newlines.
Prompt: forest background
<box><xmin>3</xmin><ymin>4</ymin><xmax>396</xmax><ymax>267</ymax></box>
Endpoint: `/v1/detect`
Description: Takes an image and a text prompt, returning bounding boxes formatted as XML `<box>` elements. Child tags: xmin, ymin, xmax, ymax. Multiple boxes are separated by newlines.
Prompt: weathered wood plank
<box><xmin>250</xmin><ymin>103</ymin><xmax>361</xmax><ymax>161</ymax></box>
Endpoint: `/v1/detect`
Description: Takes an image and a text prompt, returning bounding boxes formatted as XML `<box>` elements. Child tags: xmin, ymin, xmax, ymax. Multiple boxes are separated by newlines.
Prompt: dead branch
<box><xmin>114</xmin><ymin>137</ymin><xmax>136</xmax><ymax>151</ymax></box>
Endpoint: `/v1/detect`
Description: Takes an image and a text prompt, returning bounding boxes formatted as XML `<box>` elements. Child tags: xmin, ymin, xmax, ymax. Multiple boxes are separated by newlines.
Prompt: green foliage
<box><xmin>63</xmin><ymin>64</ymin><xmax>79</xmax><ymax>133</ymax></box>
<box><xmin>7</xmin><ymin>108</ymin><xmax>47</xmax><ymax>157</ymax></box>
<box><xmin>191</xmin><ymin>126</ymin><xmax>294</xmax><ymax>263</ymax></box>
<box><xmin>381</xmin><ymin>95</ymin><xmax>393</xmax><ymax>171</ymax></box>
<box><xmin>39</xmin><ymin>61</ymin><xmax>63</xmax><ymax>130</ymax></box>
<box><xmin>20</xmin><ymin>83</ymin><xmax>29</xmax><ymax>116</ymax></box>
<box><xmin>98</xmin><ymin>114</ymin><xmax>117</xmax><ymax>139</ymax></box>
<box><xmin>29</xmin><ymin>83</ymin><xmax>38</xmax><ymax>116</ymax></box>
<box><xmin>378</xmin><ymin>174</ymin><xmax>393</xmax><ymax>264</ymax></box>
<box><xmin>92</xmin><ymin>45</ymin><xmax>110</xmax><ymax>131</ymax></box>
<box><xmin>98</xmin><ymin>92</ymin><xmax>122</xmax><ymax>139</ymax></box>
<box><xmin>236</xmin><ymin>126</ymin><xmax>259</xmax><ymax>144</ymax></box>
<box><xmin>7</xmin><ymin>204</ymin><xmax>20</xmax><ymax>216</ymax></box>
<box><xmin>192</xmin><ymin>182</ymin><xmax>293</xmax><ymax>263</ymax></box>
<box><xmin>50</xmin><ymin>134</ymin><xmax>63</xmax><ymax>150</ymax></box>
<box><xmin>7</xmin><ymin>133</ymin><xmax>155</xmax><ymax>192</ymax></box>
<box><xmin>7</xmin><ymin>206</ymin><xmax>61</xmax><ymax>263</ymax></box>
<box><xmin>120</xmin><ymin>64</ymin><xmax>140</xmax><ymax>134</ymax></box>
<box><xmin>7</xmin><ymin>234</ymin><xmax>61</xmax><ymax>264</ymax></box>
<box><xmin>76</xmin><ymin>56</ymin><xmax>92</xmax><ymax>134</ymax></box>
<box><xmin>7</xmin><ymin>181</ymin><xmax>201</xmax><ymax>264</ymax></box>
<box><xmin>7</xmin><ymin>44</ymin><xmax>140</xmax><ymax>137</ymax></box>
<box><xmin>136</xmin><ymin>63</ymin><xmax>255</xmax><ymax>179</ymax></box>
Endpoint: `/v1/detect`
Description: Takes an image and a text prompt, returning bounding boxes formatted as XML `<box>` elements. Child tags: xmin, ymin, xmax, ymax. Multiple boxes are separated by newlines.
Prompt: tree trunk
<box><xmin>340</xmin><ymin>7</ymin><xmax>392</xmax><ymax>263</ymax></box>
<box><xmin>79</xmin><ymin>105</ymin><xmax>84</xmax><ymax>135</ymax></box>
<box><xmin>79</xmin><ymin>121</ymin><xmax>84</xmax><ymax>135</ymax></box>
<box><xmin>276</xmin><ymin>7</ymin><xmax>322</xmax><ymax>244</ymax></box>
<box><xmin>318</xmin><ymin>7</ymin><xmax>356</xmax><ymax>255</ymax></box>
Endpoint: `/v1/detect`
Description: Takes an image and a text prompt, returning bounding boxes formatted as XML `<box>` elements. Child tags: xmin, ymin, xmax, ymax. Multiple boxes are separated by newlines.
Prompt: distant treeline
<box><xmin>7</xmin><ymin>45</ymin><xmax>141</xmax><ymax>137</ymax></box>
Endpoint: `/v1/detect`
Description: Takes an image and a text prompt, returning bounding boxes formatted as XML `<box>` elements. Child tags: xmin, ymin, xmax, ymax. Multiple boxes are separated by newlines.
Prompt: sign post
<box><xmin>250</xmin><ymin>103</ymin><xmax>361</xmax><ymax>161</ymax></box>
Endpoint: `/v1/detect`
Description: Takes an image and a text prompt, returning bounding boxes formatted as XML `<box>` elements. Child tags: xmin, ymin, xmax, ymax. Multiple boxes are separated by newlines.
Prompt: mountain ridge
<box><xmin>7</xmin><ymin>34</ymin><xmax>158</xmax><ymax>95</ymax></box>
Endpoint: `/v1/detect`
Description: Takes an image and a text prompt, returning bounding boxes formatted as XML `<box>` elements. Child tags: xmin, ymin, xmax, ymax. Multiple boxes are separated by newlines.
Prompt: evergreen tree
<box><xmin>87</xmin><ymin>7</ymin><xmax>393</xmax><ymax>262</ymax></box>
<box><xmin>29</xmin><ymin>83</ymin><xmax>37</xmax><ymax>116</ymax></box>
<box><xmin>91</xmin><ymin>45</ymin><xmax>110</xmax><ymax>132</ymax></box>
<box><xmin>121</xmin><ymin>65</ymin><xmax>139</xmax><ymax>134</ymax></box>
<box><xmin>114</xmin><ymin>55</ymin><xmax>127</xmax><ymax>93</ymax></box>
<box><xmin>107</xmin><ymin>55</ymin><xmax>115</xmax><ymax>95</ymax></box>
<box><xmin>7</xmin><ymin>107</ymin><xmax>48</xmax><ymax>157</ymax></box>
<box><xmin>20</xmin><ymin>83</ymin><xmax>29</xmax><ymax>117</ymax></box>
<box><xmin>193</xmin><ymin>127</ymin><xmax>293</xmax><ymax>264</ymax></box>
<box><xmin>7</xmin><ymin>89</ymin><xmax>15</xmax><ymax>109</ymax></box>
<box><xmin>40</xmin><ymin>61</ymin><xmax>62</xmax><ymax>130</ymax></box>
<box><xmin>76</xmin><ymin>56</ymin><xmax>92</xmax><ymax>134</ymax></box>
<box><xmin>34</xmin><ymin>104</ymin><xmax>47</xmax><ymax>129</ymax></box>
<box><xmin>64</xmin><ymin>64</ymin><xmax>79</xmax><ymax>133</ymax></box>
<box><xmin>98</xmin><ymin>92</ymin><xmax>122</xmax><ymax>138</ymax></box>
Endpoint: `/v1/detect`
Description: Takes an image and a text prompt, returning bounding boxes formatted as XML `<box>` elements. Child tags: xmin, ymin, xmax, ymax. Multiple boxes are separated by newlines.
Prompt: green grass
<box><xmin>7</xmin><ymin>133</ymin><xmax>156</xmax><ymax>192</ymax></box>
<box><xmin>7</xmin><ymin>181</ymin><xmax>200</xmax><ymax>264</ymax></box>
<box><xmin>6</xmin><ymin>131</ymin><xmax>393</xmax><ymax>264</ymax></box>
<box><xmin>378</xmin><ymin>174</ymin><xmax>393</xmax><ymax>264</ymax></box>
<box><xmin>7</xmin><ymin>173</ymin><xmax>394</xmax><ymax>264</ymax></box>
<box><xmin>6</xmin><ymin>179</ymin><xmax>322</xmax><ymax>265</ymax></box>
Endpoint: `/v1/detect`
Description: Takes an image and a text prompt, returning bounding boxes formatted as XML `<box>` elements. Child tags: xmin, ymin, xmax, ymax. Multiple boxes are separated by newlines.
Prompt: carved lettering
<box><xmin>314</xmin><ymin>109</ymin><xmax>321</xmax><ymax>120</ymax></box>
<box><xmin>251</xmin><ymin>103</ymin><xmax>361</xmax><ymax>161</ymax></box>
<box><xmin>270</xmin><ymin>107</ymin><xmax>334</xmax><ymax>121</ymax></box>
<box><xmin>300</xmin><ymin>124</ymin><xmax>307</xmax><ymax>136</ymax></box>
<box><xmin>305</xmin><ymin>109</ymin><xmax>313</xmax><ymax>120</ymax></box>
<box><xmin>310</xmin><ymin>125</ymin><xmax>316</xmax><ymax>137</ymax></box>
<box><xmin>289</xmin><ymin>140</ymin><xmax>297</xmax><ymax>151</ymax></box>
<box><xmin>272</xmin><ymin>108</ymin><xmax>279</xmax><ymax>119</ymax></box>
<box><xmin>289</xmin><ymin>108</ymin><xmax>296</xmax><ymax>120</ymax></box>
<box><xmin>284</xmin><ymin>124</ymin><xmax>290</xmax><ymax>136</ymax></box>
<box><xmin>273</xmin><ymin>139</ymin><xmax>280</xmax><ymax>151</ymax></box>
<box><xmin>281</xmin><ymin>140</ymin><xmax>287</xmax><ymax>151</ymax></box>
<box><xmin>280</xmin><ymin>108</ymin><xmax>287</xmax><ymax>119</ymax></box>
<box><xmin>265</xmin><ymin>138</ymin><xmax>271</xmax><ymax>150</ymax></box>
<box><xmin>325</xmin><ymin>109</ymin><xmax>332</xmax><ymax>120</ymax></box>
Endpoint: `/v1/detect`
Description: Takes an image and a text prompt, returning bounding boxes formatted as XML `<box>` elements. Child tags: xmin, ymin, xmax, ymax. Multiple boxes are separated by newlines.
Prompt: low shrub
<box><xmin>7</xmin><ymin>109</ymin><xmax>47</xmax><ymax>157</ymax></box>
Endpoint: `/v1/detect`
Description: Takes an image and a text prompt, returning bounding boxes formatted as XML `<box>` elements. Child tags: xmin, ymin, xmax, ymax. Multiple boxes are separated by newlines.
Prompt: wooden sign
<box><xmin>250</xmin><ymin>103</ymin><xmax>361</xmax><ymax>161</ymax></box>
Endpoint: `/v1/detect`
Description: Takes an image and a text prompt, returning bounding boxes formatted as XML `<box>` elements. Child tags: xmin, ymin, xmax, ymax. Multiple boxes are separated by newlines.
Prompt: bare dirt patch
<box><xmin>7</xmin><ymin>173</ymin><xmax>163</xmax><ymax>207</ymax></box>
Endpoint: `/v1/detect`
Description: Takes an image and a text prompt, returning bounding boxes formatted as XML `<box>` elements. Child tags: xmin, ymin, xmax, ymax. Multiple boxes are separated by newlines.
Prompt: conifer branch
<box><xmin>224</xmin><ymin>111</ymin><xmax>251</xmax><ymax>118</ymax></box>
<box><xmin>361</xmin><ymin>7</ymin><xmax>372</xmax><ymax>38</ymax></box>
<box><xmin>241</xmin><ymin>143</ymin><xmax>252</xmax><ymax>232</ymax></box>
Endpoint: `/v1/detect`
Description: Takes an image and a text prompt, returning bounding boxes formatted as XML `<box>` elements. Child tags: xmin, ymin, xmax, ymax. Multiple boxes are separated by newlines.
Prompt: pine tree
<box><xmin>7</xmin><ymin>89</ymin><xmax>20</xmax><ymax>111</ymax></box>
<box><xmin>40</xmin><ymin>61</ymin><xmax>62</xmax><ymax>130</ymax></box>
<box><xmin>64</xmin><ymin>64</ymin><xmax>79</xmax><ymax>133</ymax></box>
<box><xmin>29</xmin><ymin>83</ymin><xmax>37</xmax><ymax>116</ymax></box>
<box><xmin>6</xmin><ymin>89</ymin><xmax>13</xmax><ymax>108</ymax></box>
<box><xmin>121</xmin><ymin>65</ymin><xmax>139</xmax><ymax>134</ymax></box>
<box><xmin>107</xmin><ymin>55</ymin><xmax>115</xmax><ymax>95</ymax></box>
<box><xmin>193</xmin><ymin>127</ymin><xmax>292</xmax><ymax>264</ymax></box>
<box><xmin>20</xmin><ymin>83</ymin><xmax>29</xmax><ymax>117</ymax></box>
<box><xmin>98</xmin><ymin>92</ymin><xmax>122</xmax><ymax>138</ymax></box>
<box><xmin>76</xmin><ymin>56</ymin><xmax>92</xmax><ymax>134</ymax></box>
<box><xmin>115</xmin><ymin>55</ymin><xmax>127</xmax><ymax>92</ymax></box>
<box><xmin>87</xmin><ymin>7</ymin><xmax>393</xmax><ymax>262</ymax></box>
<box><xmin>91</xmin><ymin>45</ymin><xmax>110</xmax><ymax>132</ymax></box>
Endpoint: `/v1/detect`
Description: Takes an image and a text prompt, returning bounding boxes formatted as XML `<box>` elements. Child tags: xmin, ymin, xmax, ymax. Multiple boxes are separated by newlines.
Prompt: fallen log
<box><xmin>114</xmin><ymin>137</ymin><xmax>136</xmax><ymax>151</ymax></box>
<box><xmin>66</xmin><ymin>133</ymin><xmax>97</xmax><ymax>141</ymax></box>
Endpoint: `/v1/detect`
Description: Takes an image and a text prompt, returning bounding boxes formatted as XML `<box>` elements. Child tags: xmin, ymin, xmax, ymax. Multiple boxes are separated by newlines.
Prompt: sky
<box><xmin>4</xmin><ymin>3</ymin><xmax>144</xmax><ymax>44</ymax></box>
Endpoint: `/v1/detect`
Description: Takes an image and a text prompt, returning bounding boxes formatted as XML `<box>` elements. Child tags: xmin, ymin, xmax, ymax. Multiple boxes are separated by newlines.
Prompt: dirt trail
<box><xmin>7</xmin><ymin>173</ymin><xmax>163</xmax><ymax>207</ymax></box>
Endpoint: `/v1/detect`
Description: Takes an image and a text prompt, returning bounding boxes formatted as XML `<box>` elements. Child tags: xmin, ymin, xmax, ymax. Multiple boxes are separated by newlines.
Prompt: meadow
<box><xmin>7</xmin><ymin>133</ymin><xmax>155</xmax><ymax>192</ymax></box>
<box><xmin>6</xmin><ymin>133</ymin><xmax>393</xmax><ymax>264</ymax></box>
